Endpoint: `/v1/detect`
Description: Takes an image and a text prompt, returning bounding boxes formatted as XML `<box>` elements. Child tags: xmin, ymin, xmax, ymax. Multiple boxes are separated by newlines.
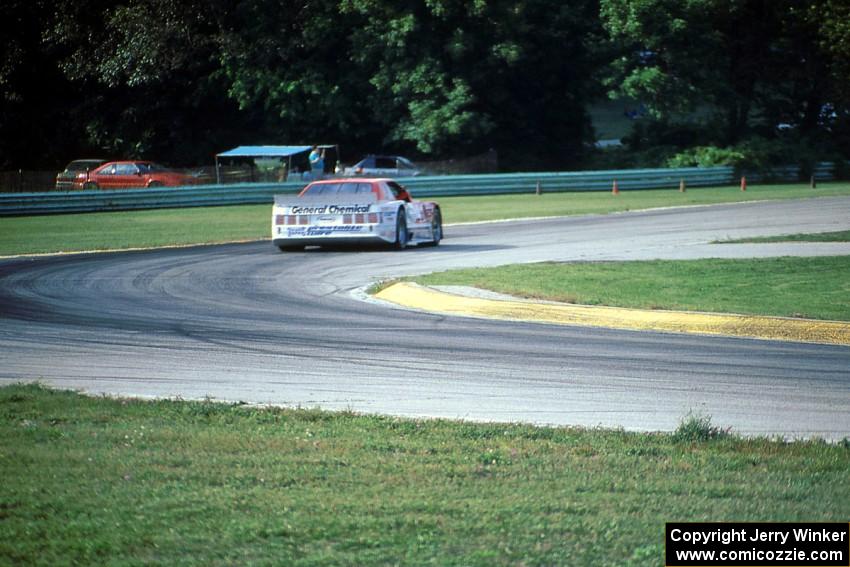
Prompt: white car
<box><xmin>272</xmin><ymin>178</ymin><xmax>442</xmax><ymax>251</ymax></box>
<box><xmin>343</xmin><ymin>155</ymin><xmax>421</xmax><ymax>177</ymax></box>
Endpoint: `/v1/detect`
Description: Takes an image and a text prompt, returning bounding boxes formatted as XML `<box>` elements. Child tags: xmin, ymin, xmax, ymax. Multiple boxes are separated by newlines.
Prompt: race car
<box><xmin>271</xmin><ymin>178</ymin><xmax>442</xmax><ymax>251</ymax></box>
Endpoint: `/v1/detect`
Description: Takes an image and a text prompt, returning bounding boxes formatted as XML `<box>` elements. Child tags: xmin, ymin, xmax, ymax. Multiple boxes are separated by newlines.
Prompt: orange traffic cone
<box><xmin>740</xmin><ymin>176</ymin><xmax>747</xmax><ymax>191</ymax></box>
<box><xmin>612</xmin><ymin>179</ymin><xmax>619</xmax><ymax>195</ymax></box>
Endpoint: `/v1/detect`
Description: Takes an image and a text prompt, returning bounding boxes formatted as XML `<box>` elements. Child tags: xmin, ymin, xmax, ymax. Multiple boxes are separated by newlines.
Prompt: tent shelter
<box><xmin>214</xmin><ymin>145</ymin><xmax>338</xmax><ymax>183</ymax></box>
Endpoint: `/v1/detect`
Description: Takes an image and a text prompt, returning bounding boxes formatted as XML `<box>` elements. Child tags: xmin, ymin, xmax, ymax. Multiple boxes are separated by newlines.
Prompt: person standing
<box><xmin>309</xmin><ymin>145</ymin><xmax>325</xmax><ymax>179</ymax></box>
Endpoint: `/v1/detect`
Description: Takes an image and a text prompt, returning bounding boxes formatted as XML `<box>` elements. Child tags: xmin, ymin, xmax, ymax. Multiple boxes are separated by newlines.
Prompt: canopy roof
<box><xmin>216</xmin><ymin>145</ymin><xmax>312</xmax><ymax>158</ymax></box>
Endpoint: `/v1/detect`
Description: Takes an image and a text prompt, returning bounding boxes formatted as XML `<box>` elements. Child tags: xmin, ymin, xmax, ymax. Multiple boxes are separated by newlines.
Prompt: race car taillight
<box><xmin>342</xmin><ymin>214</ymin><xmax>353</xmax><ymax>224</ymax></box>
<box><xmin>277</xmin><ymin>215</ymin><xmax>299</xmax><ymax>225</ymax></box>
<box><xmin>367</xmin><ymin>212</ymin><xmax>379</xmax><ymax>224</ymax></box>
<box><xmin>355</xmin><ymin>213</ymin><xmax>365</xmax><ymax>224</ymax></box>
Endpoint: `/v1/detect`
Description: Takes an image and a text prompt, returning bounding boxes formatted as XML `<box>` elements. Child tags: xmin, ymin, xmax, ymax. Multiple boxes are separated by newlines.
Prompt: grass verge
<box><xmin>720</xmin><ymin>230</ymin><xmax>850</xmax><ymax>244</ymax></box>
<box><xmin>0</xmin><ymin>205</ymin><xmax>271</xmax><ymax>257</ymax></box>
<box><xmin>2</xmin><ymin>182</ymin><xmax>849</xmax><ymax>256</ymax></box>
<box><xmin>2</xmin><ymin>384</ymin><xmax>848</xmax><ymax>566</ymax></box>
<box><xmin>411</xmin><ymin>257</ymin><xmax>850</xmax><ymax>321</ymax></box>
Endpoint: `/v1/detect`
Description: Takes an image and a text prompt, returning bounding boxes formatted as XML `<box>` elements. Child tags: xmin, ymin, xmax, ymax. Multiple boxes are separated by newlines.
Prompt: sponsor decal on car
<box><xmin>286</xmin><ymin>226</ymin><xmax>365</xmax><ymax>237</ymax></box>
<box><xmin>290</xmin><ymin>204</ymin><xmax>371</xmax><ymax>215</ymax></box>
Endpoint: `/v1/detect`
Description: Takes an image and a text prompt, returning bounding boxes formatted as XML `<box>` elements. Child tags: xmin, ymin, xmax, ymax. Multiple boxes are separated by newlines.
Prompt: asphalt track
<box><xmin>1</xmin><ymin>197</ymin><xmax>849</xmax><ymax>439</ymax></box>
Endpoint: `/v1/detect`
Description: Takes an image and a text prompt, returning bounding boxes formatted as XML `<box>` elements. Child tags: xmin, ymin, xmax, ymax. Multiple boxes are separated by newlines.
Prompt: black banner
<box><xmin>666</xmin><ymin>522</ymin><xmax>849</xmax><ymax>566</ymax></box>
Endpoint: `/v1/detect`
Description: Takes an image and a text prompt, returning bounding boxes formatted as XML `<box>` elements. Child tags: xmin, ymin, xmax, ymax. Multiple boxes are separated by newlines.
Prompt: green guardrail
<box><xmin>405</xmin><ymin>166</ymin><xmax>735</xmax><ymax>196</ymax></box>
<box><xmin>0</xmin><ymin>164</ymin><xmax>837</xmax><ymax>216</ymax></box>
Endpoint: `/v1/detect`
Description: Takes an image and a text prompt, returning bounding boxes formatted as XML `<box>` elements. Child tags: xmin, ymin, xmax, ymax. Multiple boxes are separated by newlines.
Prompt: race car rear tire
<box><xmin>394</xmin><ymin>210</ymin><xmax>408</xmax><ymax>250</ymax></box>
<box><xmin>424</xmin><ymin>208</ymin><xmax>442</xmax><ymax>246</ymax></box>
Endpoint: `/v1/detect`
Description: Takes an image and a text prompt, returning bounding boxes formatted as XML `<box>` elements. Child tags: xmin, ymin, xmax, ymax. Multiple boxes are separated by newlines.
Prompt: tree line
<box><xmin>2</xmin><ymin>0</ymin><xmax>849</xmax><ymax>171</ymax></box>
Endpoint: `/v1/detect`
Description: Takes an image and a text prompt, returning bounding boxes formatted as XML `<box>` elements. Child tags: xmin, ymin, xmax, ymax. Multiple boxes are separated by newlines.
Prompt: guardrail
<box><xmin>0</xmin><ymin>163</ymin><xmax>839</xmax><ymax>216</ymax></box>
<box><xmin>405</xmin><ymin>166</ymin><xmax>736</xmax><ymax>196</ymax></box>
<box><xmin>743</xmin><ymin>162</ymin><xmax>836</xmax><ymax>184</ymax></box>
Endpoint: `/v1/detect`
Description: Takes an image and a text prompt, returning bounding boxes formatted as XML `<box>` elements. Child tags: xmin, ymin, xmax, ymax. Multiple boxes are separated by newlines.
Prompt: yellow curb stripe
<box><xmin>375</xmin><ymin>282</ymin><xmax>850</xmax><ymax>346</ymax></box>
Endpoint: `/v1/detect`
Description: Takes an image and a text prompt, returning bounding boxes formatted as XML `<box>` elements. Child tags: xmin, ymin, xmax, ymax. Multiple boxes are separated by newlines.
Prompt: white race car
<box><xmin>272</xmin><ymin>178</ymin><xmax>442</xmax><ymax>251</ymax></box>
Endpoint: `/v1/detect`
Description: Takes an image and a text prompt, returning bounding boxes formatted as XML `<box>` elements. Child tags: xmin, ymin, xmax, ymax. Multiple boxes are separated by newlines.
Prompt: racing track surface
<box><xmin>2</xmin><ymin>197</ymin><xmax>850</xmax><ymax>439</ymax></box>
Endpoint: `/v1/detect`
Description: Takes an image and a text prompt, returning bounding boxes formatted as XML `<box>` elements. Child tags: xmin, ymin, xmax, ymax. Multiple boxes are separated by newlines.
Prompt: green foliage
<box><xmin>601</xmin><ymin>0</ymin><xmax>736</xmax><ymax>120</ymax></box>
<box><xmin>342</xmin><ymin>0</ymin><xmax>599</xmax><ymax>166</ymax></box>
<box><xmin>3</xmin><ymin>0</ymin><xmax>600</xmax><ymax>169</ymax></box>
<box><xmin>0</xmin><ymin>0</ymin><xmax>100</xmax><ymax>168</ymax></box>
<box><xmin>2</xmin><ymin>1</ymin><xmax>849</xmax><ymax>169</ymax></box>
<box><xmin>673</xmin><ymin>413</ymin><xmax>730</xmax><ymax>443</ymax></box>
<box><xmin>390</xmin><ymin>75</ymin><xmax>489</xmax><ymax>155</ymax></box>
<box><xmin>666</xmin><ymin>146</ymin><xmax>747</xmax><ymax>168</ymax></box>
<box><xmin>666</xmin><ymin>138</ymin><xmax>845</xmax><ymax>175</ymax></box>
<box><xmin>600</xmin><ymin>0</ymin><xmax>850</xmax><ymax>153</ymax></box>
<box><xmin>585</xmin><ymin>144</ymin><xmax>681</xmax><ymax>169</ymax></box>
<box><xmin>801</xmin><ymin>0</ymin><xmax>850</xmax><ymax>121</ymax></box>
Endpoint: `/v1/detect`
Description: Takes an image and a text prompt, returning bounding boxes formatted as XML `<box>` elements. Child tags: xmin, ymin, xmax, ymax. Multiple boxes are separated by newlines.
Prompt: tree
<box><xmin>812</xmin><ymin>0</ymin><xmax>850</xmax><ymax>108</ymax></box>
<box><xmin>799</xmin><ymin>0</ymin><xmax>850</xmax><ymax>155</ymax></box>
<box><xmin>0</xmin><ymin>0</ymin><xmax>96</xmax><ymax>168</ymax></box>
<box><xmin>205</xmin><ymin>0</ymin><xmax>600</xmax><ymax>166</ymax></box>
<box><xmin>601</xmin><ymin>0</ymin><xmax>850</xmax><ymax>150</ymax></box>
<box><xmin>342</xmin><ymin>0</ymin><xmax>600</xmax><ymax>167</ymax></box>
<box><xmin>215</xmin><ymin>0</ymin><xmax>376</xmax><ymax>151</ymax></box>
<box><xmin>340</xmin><ymin>0</ymin><xmax>493</xmax><ymax>155</ymax></box>
<box><xmin>45</xmin><ymin>0</ymin><xmax>254</xmax><ymax>165</ymax></box>
<box><xmin>601</xmin><ymin>0</ymin><xmax>789</xmax><ymax>144</ymax></box>
<box><xmin>5</xmin><ymin>0</ymin><xmax>601</xmax><ymax>170</ymax></box>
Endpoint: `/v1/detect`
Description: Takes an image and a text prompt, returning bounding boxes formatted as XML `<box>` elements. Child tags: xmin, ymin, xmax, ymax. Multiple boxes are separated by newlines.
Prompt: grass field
<box><xmin>411</xmin><ymin>257</ymin><xmax>850</xmax><ymax>321</ymax></box>
<box><xmin>0</xmin><ymin>205</ymin><xmax>270</xmax><ymax>257</ymax></box>
<box><xmin>439</xmin><ymin>181</ymin><xmax>850</xmax><ymax>224</ymax></box>
<box><xmin>721</xmin><ymin>230</ymin><xmax>850</xmax><ymax>243</ymax></box>
<box><xmin>2</xmin><ymin>182</ymin><xmax>849</xmax><ymax>256</ymax></box>
<box><xmin>2</xmin><ymin>384</ymin><xmax>848</xmax><ymax>566</ymax></box>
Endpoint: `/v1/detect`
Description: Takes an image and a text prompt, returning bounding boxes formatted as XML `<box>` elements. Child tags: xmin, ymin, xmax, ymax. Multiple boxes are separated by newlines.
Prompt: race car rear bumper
<box><xmin>272</xmin><ymin>224</ymin><xmax>395</xmax><ymax>248</ymax></box>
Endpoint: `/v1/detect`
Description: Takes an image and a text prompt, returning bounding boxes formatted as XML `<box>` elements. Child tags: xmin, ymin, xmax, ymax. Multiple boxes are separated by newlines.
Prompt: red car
<box><xmin>74</xmin><ymin>161</ymin><xmax>195</xmax><ymax>190</ymax></box>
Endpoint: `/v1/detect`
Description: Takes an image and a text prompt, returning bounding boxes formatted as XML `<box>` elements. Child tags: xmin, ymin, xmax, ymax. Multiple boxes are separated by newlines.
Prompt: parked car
<box><xmin>55</xmin><ymin>159</ymin><xmax>108</xmax><ymax>190</ymax></box>
<box><xmin>73</xmin><ymin>161</ymin><xmax>197</xmax><ymax>190</ymax></box>
<box><xmin>343</xmin><ymin>155</ymin><xmax>421</xmax><ymax>177</ymax></box>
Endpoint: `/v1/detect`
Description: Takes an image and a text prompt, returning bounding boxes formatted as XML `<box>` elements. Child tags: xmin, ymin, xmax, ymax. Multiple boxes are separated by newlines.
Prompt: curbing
<box><xmin>375</xmin><ymin>282</ymin><xmax>850</xmax><ymax>346</ymax></box>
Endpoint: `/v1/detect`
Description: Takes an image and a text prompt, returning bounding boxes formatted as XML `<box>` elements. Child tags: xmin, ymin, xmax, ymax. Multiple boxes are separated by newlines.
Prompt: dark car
<box><xmin>55</xmin><ymin>159</ymin><xmax>107</xmax><ymax>190</ymax></box>
<box><xmin>74</xmin><ymin>161</ymin><xmax>196</xmax><ymax>190</ymax></box>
